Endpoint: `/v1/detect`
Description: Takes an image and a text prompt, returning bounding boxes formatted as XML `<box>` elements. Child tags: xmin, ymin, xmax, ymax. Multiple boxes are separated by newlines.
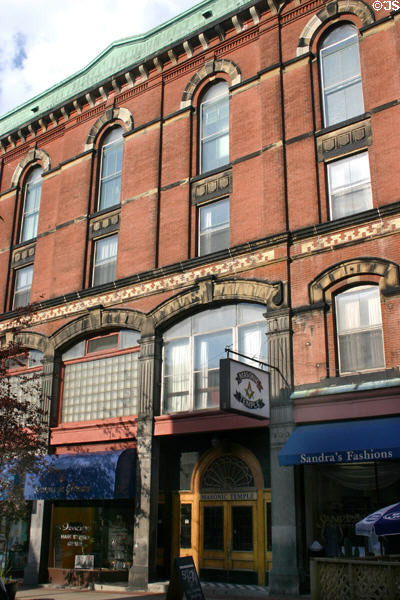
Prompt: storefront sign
<box><xmin>24</xmin><ymin>449</ymin><xmax>136</xmax><ymax>500</ymax></box>
<box><xmin>200</xmin><ymin>492</ymin><xmax>257</xmax><ymax>501</ymax></box>
<box><xmin>166</xmin><ymin>556</ymin><xmax>205</xmax><ymax>600</ymax></box>
<box><xmin>220</xmin><ymin>358</ymin><xmax>269</xmax><ymax>419</ymax></box>
<box><xmin>300</xmin><ymin>449</ymin><xmax>394</xmax><ymax>464</ymax></box>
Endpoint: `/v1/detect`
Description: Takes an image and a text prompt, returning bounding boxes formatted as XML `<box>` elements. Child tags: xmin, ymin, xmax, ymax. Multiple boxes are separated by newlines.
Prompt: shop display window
<box><xmin>50</xmin><ymin>502</ymin><xmax>133</xmax><ymax>571</ymax></box>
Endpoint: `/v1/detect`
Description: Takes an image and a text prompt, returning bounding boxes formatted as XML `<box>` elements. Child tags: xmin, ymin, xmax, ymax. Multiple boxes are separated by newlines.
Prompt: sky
<box><xmin>0</xmin><ymin>0</ymin><xmax>200</xmax><ymax>117</ymax></box>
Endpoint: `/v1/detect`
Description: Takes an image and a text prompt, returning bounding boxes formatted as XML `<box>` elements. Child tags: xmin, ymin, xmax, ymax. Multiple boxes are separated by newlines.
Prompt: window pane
<box><xmin>87</xmin><ymin>334</ymin><xmax>119</xmax><ymax>354</ymax></box>
<box><xmin>163</xmin><ymin>338</ymin><xmax>190</xmax><ymax>413</ymax></box>
<box><xmin>99</xmin><ymin>129</ymin><xmax>123</xmax><ymax>210</ymax></box>
<box><xmin>13</xmin><ymin>265</ymin><xmax>33</xmax><ymax>309</ymax></box>
<box><xmin>336</xmin><ymin>286</ymin><xmax>385</xmax><ymax>373</ymax></box>
<box><xmin>199</xmin><ymin>198</ymin><xmax>229</xmax><ymax>256</ymax></box>
<box><xmin>238</xmin><ymin>323</ymin><xmax>267</xmax><ymax>367</ymax></box>
<box><xmin>200</xmin><ymin>82</ymin><xmax>229</xmax><ymax>173</ymax></box>
<box><xmin>328</xmin><ymin>153</ymin><xmax>372</xmax><ymax>220</ymax></box>
<box><xmin>203</xmin><ymin>506</ymin><xmax>224</xmax><ymax>550</ymax></box>
<box><xmin>61</xmin><ymin>351</ymin><xmax>139</xmax><ymax>422</ymax></box>
<box><xmin>320</xmin><ymin>25</ymin><xmax>364</xmax><ymax>126</ymax></box>
<box><xmin>21</xmin><ymin>167</ymin><xmax>42</xmax><ymax>242</ymax></box>
<box><xmin>232</xmin><ymin>506</ymin><xmax>253</xmax><ymax>551</ymax></box>
<box><xmin>93</xmin><ymin>235</ymin><xmax>118</xmax><ymax>286</ymax></box>
<box><xmin>194</xmin><ymin>329</ymin><xmax>232</xmax><ymax>409</ymax></box>
<box><xmin>180</xmin><ymin>504</ymin><xmax>192</xmax><ymax>549</ymax></box>
<box><xmin>192</xmin><ymin>305</ymin><xmax>235</xmax><ymax>334</ymax></box>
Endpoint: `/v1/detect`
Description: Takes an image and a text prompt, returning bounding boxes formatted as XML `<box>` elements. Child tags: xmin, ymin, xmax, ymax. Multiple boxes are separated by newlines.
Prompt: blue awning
<box><xmin>24</xmin><ymin>449</ymin><xmax>136</xmax><ymax>500</ymax></box>
<box><xmin>278</xmin><ymin>417</ymin><xmax>400</xmax><ymax>466</ymax></box>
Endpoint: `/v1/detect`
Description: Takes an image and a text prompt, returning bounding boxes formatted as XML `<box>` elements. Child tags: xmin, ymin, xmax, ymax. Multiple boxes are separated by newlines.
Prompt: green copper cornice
<box><xmin>0</xmin><ymin>0</ymin><xmax>260</xmax><ymax>141</ymax></box>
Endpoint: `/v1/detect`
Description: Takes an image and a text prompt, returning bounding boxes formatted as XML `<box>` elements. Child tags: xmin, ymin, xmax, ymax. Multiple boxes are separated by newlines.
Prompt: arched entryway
<box><xmin>175</xmin><ymin>444</ymin><xmax>271</xmax><ymax>585</ymax></box>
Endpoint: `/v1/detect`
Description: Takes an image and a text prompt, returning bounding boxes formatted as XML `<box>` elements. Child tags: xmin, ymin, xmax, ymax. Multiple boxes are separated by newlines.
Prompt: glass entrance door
<box><xmin>200</xmin><ymin>501</ymin><xmax>256</xmax><ymax>582</ymax></box>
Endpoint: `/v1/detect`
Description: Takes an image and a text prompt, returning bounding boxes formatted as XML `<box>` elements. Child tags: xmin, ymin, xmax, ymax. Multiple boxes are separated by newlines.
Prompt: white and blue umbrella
<box><xmin>356</xmin><ymin>503</ymin><xmax>400</xmax><ymax>537</ymax></box>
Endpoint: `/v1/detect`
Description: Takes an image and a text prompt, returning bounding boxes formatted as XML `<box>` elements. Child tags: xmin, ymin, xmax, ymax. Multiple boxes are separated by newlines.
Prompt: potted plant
<box><xmin>0</xmin><ymin>565</ymin><xmax>18</xmax><ymax>600</ymax></box>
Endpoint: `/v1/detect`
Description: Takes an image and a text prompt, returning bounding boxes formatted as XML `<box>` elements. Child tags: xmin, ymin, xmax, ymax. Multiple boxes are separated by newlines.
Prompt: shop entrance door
<box><xmin>200</xmin><ymin>500</ymin><xmax>256</xmax><ymax>581</ymax></box>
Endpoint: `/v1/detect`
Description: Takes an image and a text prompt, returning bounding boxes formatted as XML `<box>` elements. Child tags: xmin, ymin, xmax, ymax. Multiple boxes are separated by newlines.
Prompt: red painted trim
<box><xmin>294</xmin><ymin>389</ymin><xmax>400</xmax><ymax>424</ymax></box>
<box><xmin>154</xmin><ymin>410</ymin><xmax>268</xmax><ymax>436</ymax></box>
<box><xmin>50</xmin><ymin>415</ymin><xmax>138</xmax><ymax>446</ymax></box>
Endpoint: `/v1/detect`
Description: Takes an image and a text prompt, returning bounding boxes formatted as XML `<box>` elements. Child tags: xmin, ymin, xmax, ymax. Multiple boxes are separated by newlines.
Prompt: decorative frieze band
<box><xmin>89</xmin><ymin>209</ymin><xmax>120</xmax><ymax>239</ymax></box>
<box><xmin>317</xmin><ymin>118</ymin><xmax>372</xmax><ymax>162</ymax></box>
<box><xmin>12</xmin><ymin>243</ymin><xmax>36</xmax><ymax>267</ymax></box>
<box><xmin>191</xmin><ymin>169</ymin><xmax>232</xmax><ymax>205</ymax></box>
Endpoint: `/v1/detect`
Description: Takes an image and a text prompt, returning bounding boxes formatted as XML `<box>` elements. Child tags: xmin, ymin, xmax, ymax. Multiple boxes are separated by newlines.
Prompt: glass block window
<box><xmin>200</xmin><ymin>81</ymin><xmax>229</xmax><ymax>174</ymax></box>
<box><xmin>98</xmin><ymin>127</ymin><xmax>123</xmax><ymax>211</ymax></box>
<box><xmin>21</xmin><ymin>167</ymin><xmax>43</xmax><ymax>242</ymax></box>
<box><xmin>61</xmin><ymin>330</ymin><xmax>140</xmax><ymax>423</ymax></box>
<box><xmin>162</xmin><ymin>304</ymin><xmax>267</xmax><ymax>414</ymax></box>
<box><xmin>336</xmin><ymin>285</ymin><xmax>385</xmax><ymax>374</ymax></box>
<box><xmin>199</xmin><ymin>197</ymin><xmax>229</xmax><ymax>256</ymax></box>
<box><xmin>320</xmin><ymin>24</ymin><xmax>364</xmax><ymax>127</ymax></box>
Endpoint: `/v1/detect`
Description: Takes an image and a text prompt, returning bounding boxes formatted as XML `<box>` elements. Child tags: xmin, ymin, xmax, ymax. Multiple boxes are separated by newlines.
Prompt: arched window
<box><xmin>200</xmin><ymin>81</ymin><xmax>229</xmax><ymax>174</ymax></box>
<box><xmin>98</xmin><ymin>127</ymin><xmax>123</xmax><ymax>211</ymax></box>
<box><xmin>320</xmin><ymin>24</ymin><xmax>364</xmax><ymax>127</ymax></box>
<box><xmin>162</xmin><ymin>303</ymin><xmax>267</xmax><ymax>413</ymax></box>
<box><xmin>60</xmin><ymin>329</ymin><xmax>140</xmax><ymax>422</ymax></box>
<box><xmin>335</xmin><ymin>285</ymin><xmax>384</xmax><ymax>374</ymax></box>
<box><xmin>20</xmin><ymin>166</ymin><xmax>43</xmax><ymax>242</ymax></box>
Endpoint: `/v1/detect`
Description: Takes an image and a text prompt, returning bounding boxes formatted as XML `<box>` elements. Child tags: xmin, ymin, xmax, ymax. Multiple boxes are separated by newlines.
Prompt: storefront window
<box><xmin>304</xmin><ymin>462</ymin><xmax>400</xmax><ymax>558</ymax></box>
<box><xmin>50</xmin><ymin>502</ymin><xmax>133</xmax><ymax>571</ymax></box>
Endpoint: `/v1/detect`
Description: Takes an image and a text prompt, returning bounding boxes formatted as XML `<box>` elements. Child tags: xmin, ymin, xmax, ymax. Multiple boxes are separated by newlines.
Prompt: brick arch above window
<box><xmin>308</xmin><ymin>258</ymin><xmax>400</xmax><ymax>304</ymax></box>
<box><xmin>296</xmin><ymin>0</ymin><xmax>375</xmax><ymax>56</ymax></box>
<box><xmin>84</xmin><ymin>107</ymin><xmax>134</xmax><ymax>151</ymax></box>
<box><xmin>180</xmin><ymin>58</ymin><xmax>241</xmax><ymax>109</ymax></box>
<box><xmin>11</xmin><ymin>148</ymin><xmax>51</xmax><ymax>188</ymax></box>
<box><xmin>50</xmin><ymin>307</ymin><xmax>145</xmax><ymax>351</ymax></box>
<box><xmin>149</xmin><ymin>276</ymin><xmax>285</xmax><ymax>331</ymax></box>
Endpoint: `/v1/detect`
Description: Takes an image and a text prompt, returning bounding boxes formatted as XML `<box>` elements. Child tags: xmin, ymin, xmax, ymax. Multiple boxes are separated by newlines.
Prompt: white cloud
<box><xmin>1</xmin><ymin>0</ymin><xmax>198</xmax><ymax>116</ymax></box>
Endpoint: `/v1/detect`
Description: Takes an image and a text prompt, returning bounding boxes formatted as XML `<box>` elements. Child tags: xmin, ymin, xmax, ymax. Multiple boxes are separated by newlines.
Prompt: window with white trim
<box><xmin>320</xmin><ymin>24</ymin><xmax>364</xmax><ymax>127</ymax></box>
<box><xmin>327</xmin><ymin>152</ymin><xmax>372</xmax><ymax>220</ymax></box>
<box><xmin>199</xmin><ymin>197</ymin><xmax>230</xmax><ymax>256</ymax></box>
<box><xmin>98</xmin><ymin>127</ymin><xmax>123</xmax><ymax>211</ymax></box>
<box><xmin>335</xmin><ymin>285</ymin><xmax>385</xmax><ymax>374</ymax></box>
<box><xmin>92</xmin><ymin>234</ymin><xmax>118</xmax><ymax>286</ymax></box>
<box><xmin>200</xmin><ymin>81</ymin><xmax>229</xmax><ymax>174</ymax></box>
<box><xmin>60</xmin><ymin>330</ymin><xmax>140</xmax><ymax>423</ymax></box>
<box><xmin>13</xmin><ymin>265</ymin><xmax>33</xmax><ymax>309</ymax></box>
<box><xmin>21</xmin><ymin>167</ymin><xmax>43</xmax><ymax>242</ymax></box>
<box><xmin>162</xmin><ymin>304</ymin><xmax>267</xmax><ymax>414</ymax></box>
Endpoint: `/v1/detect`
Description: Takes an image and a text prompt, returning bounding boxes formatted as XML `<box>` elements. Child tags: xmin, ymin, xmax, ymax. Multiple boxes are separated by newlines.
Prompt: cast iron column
<box><xmin>129</xmin><ymin>325</ymin><xmax>161</xmax><ymax>589</ymax></box>
<box><xmin>266</xmin><ymin>310</ymin><xmax>300</xmax><ymax>595</ymax></box>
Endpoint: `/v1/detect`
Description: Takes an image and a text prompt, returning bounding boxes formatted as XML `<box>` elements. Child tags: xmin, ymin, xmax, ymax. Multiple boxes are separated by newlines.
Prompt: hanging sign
<box><xmin>220</xmin><ymin>358</ymin><xmax>270</xmax><ymax>420</ymax></box>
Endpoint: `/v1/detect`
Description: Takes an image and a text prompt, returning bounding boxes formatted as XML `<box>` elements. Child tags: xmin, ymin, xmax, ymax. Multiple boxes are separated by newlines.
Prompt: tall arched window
<box><xmin>98</xmin><ymin>127</ymin><xmax>123</xmax><ymax>211</ymax></box>
<box><xmin>20</xmin><ymin>166</ymin><xmax>43</xmax><ymax>242</ymax></box>
<box><xmin>335</xmin><ymin>285</ymin><xmax>384</xmax><ymax>374</ymax></box>
<box><xmin>200</xmin><ymin>81</ymin><xmax>229</xmax><ymax>174</ymax></box>
<box><xmin>320</xmin><ymin>24</ymin><xmax>364</xmax><ymax>127</ymax></box>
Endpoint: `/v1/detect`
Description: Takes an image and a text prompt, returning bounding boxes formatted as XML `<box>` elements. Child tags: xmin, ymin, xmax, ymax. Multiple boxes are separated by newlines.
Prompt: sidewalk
<box><xmin>15</xmin><ymin>583</ymin><xmax>311</xmax><ymax>600</ymax></box>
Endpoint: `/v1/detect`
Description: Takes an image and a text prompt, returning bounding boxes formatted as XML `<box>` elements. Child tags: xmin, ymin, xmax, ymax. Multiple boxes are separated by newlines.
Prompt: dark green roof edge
<box><xmin>0</xmin><ymin>0</ymin><xmax>259</xmax><ymax>140</ymax></box>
